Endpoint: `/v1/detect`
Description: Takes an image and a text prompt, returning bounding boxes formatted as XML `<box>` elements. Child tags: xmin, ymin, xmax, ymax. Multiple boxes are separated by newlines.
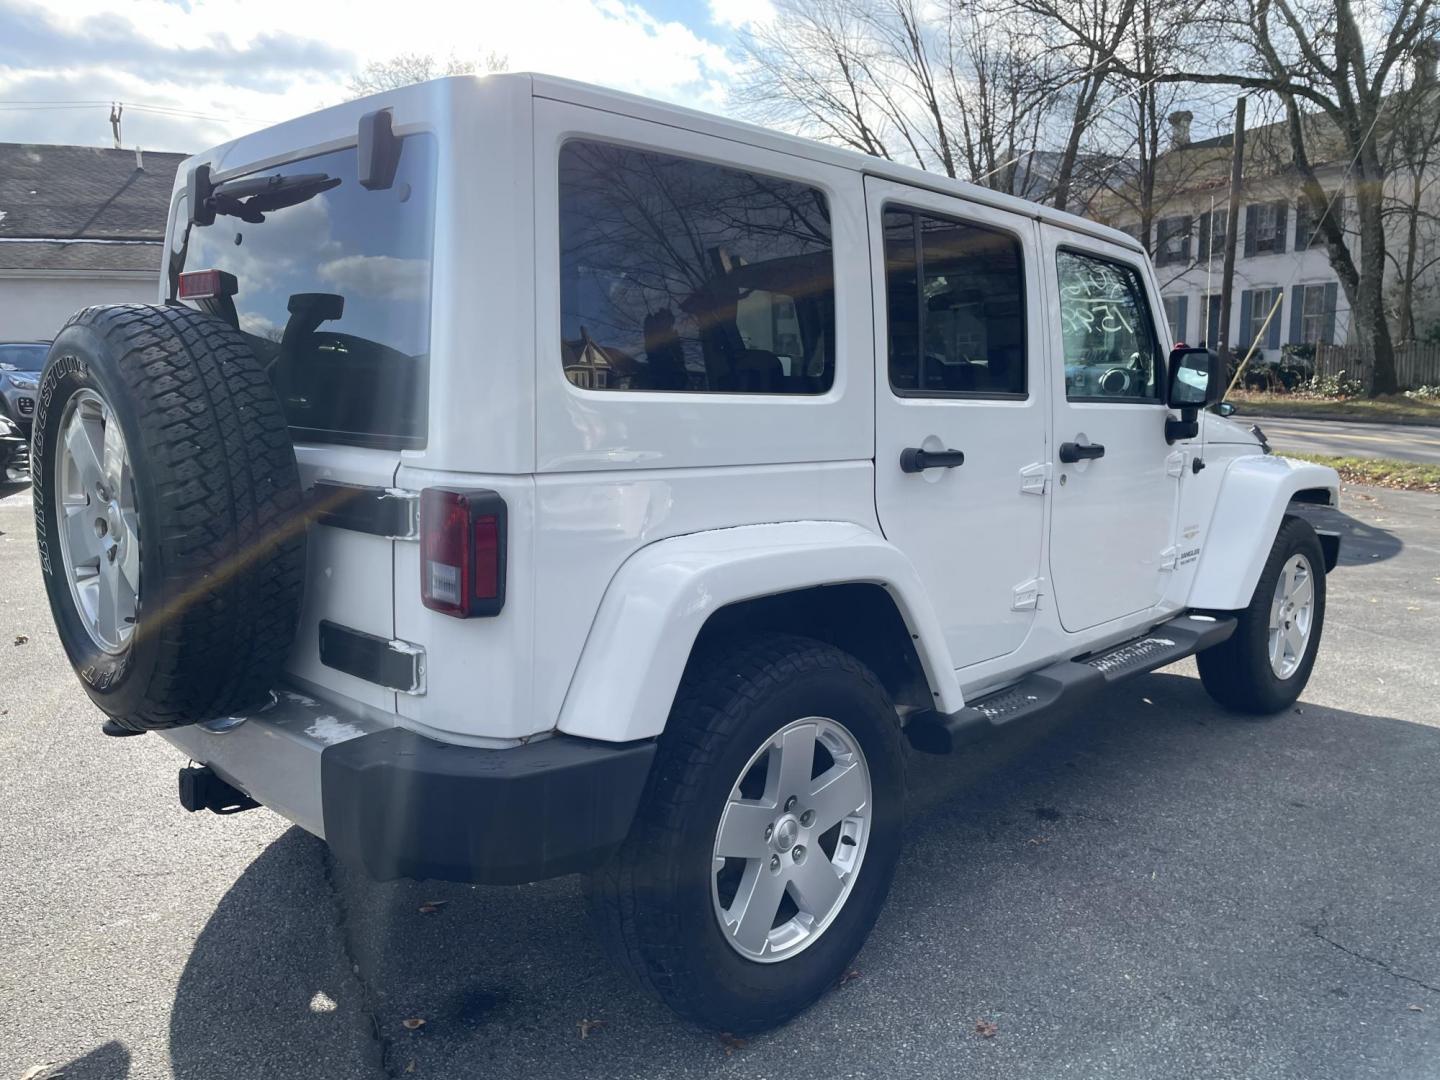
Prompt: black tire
<box><xmin>32</xmin><ymin>304</ymin><xmax>306</xmax><ymax>731</ymax></box>
<box><xmin>583</xmin><ymin>633</ymin><xmax>906</xmax><ymax>1033</ymax></box>
<box><xmin>1197</xmin><ymin>514</ymin><xmax>1326</xmax><ymax>715</ymax></box>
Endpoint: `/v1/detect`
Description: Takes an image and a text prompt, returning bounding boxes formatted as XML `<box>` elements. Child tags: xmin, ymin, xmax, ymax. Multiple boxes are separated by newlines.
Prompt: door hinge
<box><xmin>1011</xmin><ymin>577</ymin><xmax>1044</xmax><ymax>611</ymax></box>
<box><xmin>1020</xmin><ymin>462</ymin><xmax>1051</xmax><ymax>495</ymax></box>
<box><xmin>1159</xmin><ymin>545</ymin><xmax>1179</xmax><ymax>572</ymax></box>
<box><xmin>1165</xmin><ymin>450</ymin><xmax>1186</xmax><ymax>478</ymax></box>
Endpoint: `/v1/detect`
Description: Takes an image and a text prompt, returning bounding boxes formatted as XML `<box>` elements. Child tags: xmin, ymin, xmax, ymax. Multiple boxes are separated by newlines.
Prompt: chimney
<box><xmin>134</xmin><ymin>146</ymin><xmax>144</xmax><ymax>170</ymax></box>
<box><xmin>1417</xmin><ymin>40</ymin><xmax>1438</xmax><ymax>87</ymax></box>
<box><xmin>1168</xmin><ymin>110</ymin><xmax>1193</xmax><ymax>148</ymax></box>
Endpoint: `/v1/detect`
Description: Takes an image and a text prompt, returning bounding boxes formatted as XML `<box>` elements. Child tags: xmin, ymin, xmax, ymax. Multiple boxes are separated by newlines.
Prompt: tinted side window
<box><xmin>558</xmin><ymin>141</ymin><xmax>835</xmax><ymax>395</ymax></box>
<box><xmin>883</xmin><ymin>207</ymin><xmax>1026</xmax><ymax>396</ymax></box>
<box><xmin>1056</xmin><ymin>250</ymin><xmax>1163</xmax><ymax>402</ymax></box>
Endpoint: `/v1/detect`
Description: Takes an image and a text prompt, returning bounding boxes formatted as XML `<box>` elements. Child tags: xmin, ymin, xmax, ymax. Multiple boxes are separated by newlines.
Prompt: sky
<box><xmin>0</xmin><ymin>0</ymin><xmax>777</xmax><ymax>153</ymax></box>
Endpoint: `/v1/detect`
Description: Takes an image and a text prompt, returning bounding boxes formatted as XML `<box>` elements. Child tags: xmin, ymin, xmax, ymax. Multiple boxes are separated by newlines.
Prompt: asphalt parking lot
<box><xmin>3</xmin><ymin>482</ymin><xmax>1439</xmax><ymax>1080</ymax></box>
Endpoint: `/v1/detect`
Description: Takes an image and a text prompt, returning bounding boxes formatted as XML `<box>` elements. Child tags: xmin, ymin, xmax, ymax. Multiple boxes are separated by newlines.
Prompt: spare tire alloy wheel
<box><xmin>713</xmin><ymin>717</ymin><xmax>872</xmax><ymax>962</ymax></box>
<box><xmin>54</xmin><ymin>388</ymin><xmax>140</xmax><ymax>655</ymax></box>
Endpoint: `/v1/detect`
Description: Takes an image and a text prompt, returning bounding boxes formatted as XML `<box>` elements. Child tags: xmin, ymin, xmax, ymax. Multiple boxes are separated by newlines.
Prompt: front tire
<box><xmin>1197</xmin><ymin>514</ymin><xmax>1326</xmax><ymax>715</ymax></box>
<box><xmin>584</xmin><ymin>633</ymin><xmax>906</xmax><ymax>1033</ymax></box>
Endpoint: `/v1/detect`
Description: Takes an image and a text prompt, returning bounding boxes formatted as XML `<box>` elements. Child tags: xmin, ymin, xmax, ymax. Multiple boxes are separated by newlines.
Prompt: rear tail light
<box><xmin>420</xmin><ymin>488</ymin><xmax>507</xmax><ymax>618</ymax></box>
<box><xmin>177</xmin><ymin>268</ymin><xmax>239</xmax><ymax>300</ymax></box>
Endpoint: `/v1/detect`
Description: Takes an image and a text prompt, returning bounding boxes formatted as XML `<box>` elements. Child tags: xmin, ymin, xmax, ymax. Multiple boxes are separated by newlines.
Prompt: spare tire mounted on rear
<box><xmin>32</xmin><ymin>304</ymin><xmax>307</xmax><ymax>732</ymax></box>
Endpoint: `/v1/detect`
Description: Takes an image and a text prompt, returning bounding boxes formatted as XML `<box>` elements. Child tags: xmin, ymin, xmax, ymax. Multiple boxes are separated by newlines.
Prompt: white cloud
<box><xmin>707</xmin><ymin>0</ymin><xmax>776</xmax><ymax>29</ymax></box>
<box><xmin>0</xmin><ymin>0</ymin><xmax>745</xmax><ymax>152</ymax></box>
<box><xmin>318</xmin><ymin>254</ymin><xmax>430</xmax><ymax>300</ymax></box>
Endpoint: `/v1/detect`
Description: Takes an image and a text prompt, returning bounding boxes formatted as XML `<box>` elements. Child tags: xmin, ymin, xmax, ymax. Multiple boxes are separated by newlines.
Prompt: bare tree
<box><xmin>347</xmin><ymin>51</ymin><xmax>507</xmax><ymax>98</ymax></box>
<box><xmin>730</xmin><ymin>0</ymin><xmax>1117</xmax><ymax>207</ymax></box>
<box><xmin>1082</xmin><ymin>0</ymin><xmax>1438</xmax><ymax>395</ymax></box>
<box><xmin>1379</xmin><ymin>42</ymin><xmax>1440</xmax><ymax>342</ymax></box>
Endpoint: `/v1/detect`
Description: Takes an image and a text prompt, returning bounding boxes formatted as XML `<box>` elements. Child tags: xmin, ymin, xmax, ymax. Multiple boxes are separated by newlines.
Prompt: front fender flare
<box><xmin>556</xmin><ymin>521</ymin><xmax>962</xmax><ymax>743</ymax></box>
<box><xmin>1187</xmin><ymin>454</ymin><xmax>1340</xmax><ymax>611</ymax></box>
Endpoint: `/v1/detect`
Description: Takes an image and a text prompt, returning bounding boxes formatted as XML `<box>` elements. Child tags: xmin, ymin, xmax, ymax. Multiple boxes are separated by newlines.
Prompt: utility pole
<box><xmin>1216</xmin><ymin>95</ymin><xmax>1246</xmax><ymax>366</ymax></box>
<box><xmin>109</xmin><ymin>103</ymin><xmax>123</xmax><ymax>150</ymax></box>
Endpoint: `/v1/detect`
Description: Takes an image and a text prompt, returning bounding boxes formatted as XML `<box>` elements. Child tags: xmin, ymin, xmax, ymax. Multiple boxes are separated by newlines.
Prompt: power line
<box><xmin>0</xmin><ymin>99</ymin><xmax>282</xmax><ymax>125</ymax></box>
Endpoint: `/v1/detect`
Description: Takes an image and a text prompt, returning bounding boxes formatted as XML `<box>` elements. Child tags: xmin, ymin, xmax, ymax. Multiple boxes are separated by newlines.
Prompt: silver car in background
<box><xmin>0</xmin><ymin>342</ymin><xmax>48</xmax><ymax>436</ymax></box>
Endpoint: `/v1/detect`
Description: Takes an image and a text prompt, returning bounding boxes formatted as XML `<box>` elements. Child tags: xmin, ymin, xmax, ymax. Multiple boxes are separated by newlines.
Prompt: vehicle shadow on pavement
<box><xmin>27</xmin><ymin>1040</ymin><xmax>131</xmax><ymax>1080</ymax></box>
<box><xmin>169</xmin><ymin>672</ymin><xmax>1440</xmax><ymax>1080</ymax></box>
<box><xmin>1295</xmin><ymin>502</ymin><xmax>1404</xmax><ymax>567</ymax></box>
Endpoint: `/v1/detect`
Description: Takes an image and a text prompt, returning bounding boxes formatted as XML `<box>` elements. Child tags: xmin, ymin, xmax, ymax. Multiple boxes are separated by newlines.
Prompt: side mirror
<box><xmin>1165</xmin><ymin>347</ymin><xmax>1223</xmax><ymax>443</ymax></box>
<box><xmin>1215</xmin><ymin>401</ymin><xmax>1236</xmax><ymax>417</ymax></box>
<box><xmin>1167</xmin><ymin>346</ymin><xmax>1222</xmax><ymax>409</ymax></box>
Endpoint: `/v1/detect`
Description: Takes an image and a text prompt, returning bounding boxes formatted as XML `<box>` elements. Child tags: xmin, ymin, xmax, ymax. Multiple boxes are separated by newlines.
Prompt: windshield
<box><xmin>0</xmin><ymin>344</ymin><xmax>48</xmax><ymax>372</ymax></box>
<box><xmin>176</xmin><ymin>134</ymin><xmax>437</xmax><ymax>449</ymax></box>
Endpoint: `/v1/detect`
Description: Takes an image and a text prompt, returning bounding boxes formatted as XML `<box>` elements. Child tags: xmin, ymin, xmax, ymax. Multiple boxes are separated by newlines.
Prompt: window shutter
<box><xmin>1239</xmin><ymin>290</ymin><xmax>1254</xmax><ymax>347</ymax></box>
<box><xmin>1244</xmin><ymin>204</ymin><xmax>1258</xmax><ymax>257</ymax></box>
<box><xmin>1267</xmin><ymin>290</ymin><xmax>1282</xmax><ymax>348</ymax></box>
<box><xmin>1333</xmin><ymin>195</ymin><xmax>1345</xmax><ymax>233</ymax></box>
<box><xmin>1289</xmin><ymin>285</ymin><xmax>1305</xmax><ymax>342</ymax></box>
<box><xmin>1322</xmin><ymin>282</ymin><xmax>1338</xmax><ymax>344</ymax></box>
<box><xmin>1295</xmin><ymin>200</ymin><xmax>1311</xmax><ymax>249</ymax></box>
<box><xmin>1273</xmin><ymin>200</ymin><xmax>1288</xmax><ymax>254</ymax></box>
<box><xmin>1177</xmin><ymin>295</ymin><xmax>1189</xmax><ymax>342</ymax></box>
<box><xmin>1179</xmin><ymin>215</ymin><xmax>1192</xmax><ymax>262</ymax></box>
<box><xmin>1157</xmin><ymin>218</ymin><xmax>1172</xmax><ymax>265</ymax></box>
<box><xmin>1198</xmin><ymin>213</ymin><xmax>1210</xmax><ymax>260</ymax></box>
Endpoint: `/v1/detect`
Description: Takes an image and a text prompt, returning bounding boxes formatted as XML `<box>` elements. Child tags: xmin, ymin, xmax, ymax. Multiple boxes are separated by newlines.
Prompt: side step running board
<box><xmin>906</xmin><ymin>614</ymin><xmax>1236</xmax><ymax>755</ymax></box>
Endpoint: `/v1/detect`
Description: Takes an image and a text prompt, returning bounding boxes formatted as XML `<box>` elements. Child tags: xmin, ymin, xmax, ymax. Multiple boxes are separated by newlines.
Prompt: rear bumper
<box><xmin>159</xmin><ymin>690</ymin><xmax>656</xmax><ymax>885</ymax></box>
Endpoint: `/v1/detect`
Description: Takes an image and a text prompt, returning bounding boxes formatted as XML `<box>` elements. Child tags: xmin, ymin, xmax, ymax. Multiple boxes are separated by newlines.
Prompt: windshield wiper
<box><xmin>205</xmin><ymin>172</ymin><xmax>342</xmax><ymax>224</ymax></box>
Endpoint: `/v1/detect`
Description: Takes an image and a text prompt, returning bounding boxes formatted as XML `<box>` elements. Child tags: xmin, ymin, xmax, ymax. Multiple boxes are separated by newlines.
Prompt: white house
<box><xmin>0</xmin><ymin>142</ymin><xmax>187</xmax><ymax>342</ymax></box>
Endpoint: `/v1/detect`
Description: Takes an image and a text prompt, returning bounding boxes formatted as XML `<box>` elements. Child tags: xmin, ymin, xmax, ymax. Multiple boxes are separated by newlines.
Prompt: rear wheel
<box><xmin>1197</xmin><ymin>515</ymin><xmax>1326</xmax><ymax>715</ymax></box>
<box><xmin>584</xmin><ymin>633</ymin><xmax>906</xmax><ymax>1033</ymax></box>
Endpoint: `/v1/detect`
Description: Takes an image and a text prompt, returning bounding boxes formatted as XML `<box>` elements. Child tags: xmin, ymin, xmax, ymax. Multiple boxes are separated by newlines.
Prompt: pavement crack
<box><xmin>321</xmin><ymin>845</ymin><xmax>401</xmax><ymax>1079</ymax></box>
<box><xmin>1307</xmin><ymin>922</ymin><xmax>1440</xmax><ymax>995</ymax></box>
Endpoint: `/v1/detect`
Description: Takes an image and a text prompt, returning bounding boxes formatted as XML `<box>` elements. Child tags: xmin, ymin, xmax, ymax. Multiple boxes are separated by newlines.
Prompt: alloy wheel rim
<box><xmin>710</xmin><ymin>716</ymin><xmax>872</xmax><ymax>963</ymax></box>
<box><xmin>1268</xmin><ymin>553</ymin><xmax>1314</xmax><ymax>680</ymax></box>
<box><xmin>53</xmin><ymin>388</ymin><xmax>140</xmax><ymax>654</ymax></box>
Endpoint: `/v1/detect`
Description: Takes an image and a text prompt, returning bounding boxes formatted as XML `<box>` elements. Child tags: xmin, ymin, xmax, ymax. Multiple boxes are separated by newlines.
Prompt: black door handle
<box><xmin>1058</xmin><ymin>441</ymin><xmax>1106</xmax><ymax>463</ymax></box>
<box><xmin>900</xmin><ymin>447</ymin><xmax>966</xmax><ymax>473</ymax></box>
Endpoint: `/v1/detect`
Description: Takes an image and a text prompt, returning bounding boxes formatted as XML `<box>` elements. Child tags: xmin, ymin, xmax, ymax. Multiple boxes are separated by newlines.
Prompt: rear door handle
<box><xmin>1058</xmin><ymin>441</ymin><xmax>1105</xmax><ymax>463</ymax></box>
<box><xmin>900</xmin><ymin>447</ymin><xmax>966</xmax><ymax>473</ymax></box>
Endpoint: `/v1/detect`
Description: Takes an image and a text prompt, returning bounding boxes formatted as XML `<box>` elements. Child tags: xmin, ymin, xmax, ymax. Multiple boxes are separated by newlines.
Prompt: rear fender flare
<box><xmin>555</xmin><ymin>521</ymin><xmax>962</xmax><ymax>743</ymax></box>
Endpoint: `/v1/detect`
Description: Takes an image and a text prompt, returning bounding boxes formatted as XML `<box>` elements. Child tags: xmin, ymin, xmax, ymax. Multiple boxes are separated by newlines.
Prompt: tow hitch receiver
<box><xmin>179</xmin><ymin>765</ymin><xmax>260</xmax><ymax>815</ymax></box>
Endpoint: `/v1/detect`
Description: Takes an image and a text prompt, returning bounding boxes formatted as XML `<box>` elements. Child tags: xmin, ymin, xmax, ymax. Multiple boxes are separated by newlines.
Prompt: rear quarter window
<box><xmin>558</xmin><ymin>140</ymin><xmax>836</xmax><ymax>395</ymax></box>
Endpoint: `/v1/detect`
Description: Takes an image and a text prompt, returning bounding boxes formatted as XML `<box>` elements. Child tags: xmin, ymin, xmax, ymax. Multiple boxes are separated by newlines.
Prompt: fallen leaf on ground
<box><xmin>418</xmin><ymin>900</ymin><xmax>447</xmax><ymax>914</ymax></box>
<box><xmin>975</xmin><ymin>1019</ymin><xmax>999</xmax><ymax>1038</ymax></box>
<box><xmin>1025</xmin><ymin>836</ymin><xmax>1051</xmax><ymax>846</ymax></box>
<box><xmin>718</xmin><ymin>1032</ymin><xmax>748</xmax><ymax>1056</ymax></box>
<box><xmin>837</xmin><ymin>968</ymin><xmax>862</xmax><ymax>987</ymax></box>
<box><xmin>401</xmin><ymin>1018</ymin><xmax>426</xmax><ymax>1031</ymax></box>
<box><xmin>20</xmin><ymin>1065</ymin><xmax>56</xmax><ymax>1080</ymax></box>
<box><xmin>578</xmin><ymin>1017</ymin><xmax>606</xmax><ymax>1039</ymax></box>
<box><xmin>404</xmin><ymin>1060</ymin><xmax>416</xmax><ymax>1074</ymax></box>
<box><xmin>1408</xmin><ymin>1004</ymin><xmax>1425</xmax><ymax>1012</ymax></box>
<box><xmin>13</xmin><ymin>634</ymin><xmax>28</xmax><ymax>645</ymax></box>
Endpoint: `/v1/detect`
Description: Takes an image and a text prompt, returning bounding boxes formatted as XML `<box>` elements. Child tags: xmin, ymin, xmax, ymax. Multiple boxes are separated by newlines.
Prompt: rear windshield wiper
<box><xmin>206</xmin><ymin>172</ymin><xmax>342</xmax><ymax>224</ymax></box>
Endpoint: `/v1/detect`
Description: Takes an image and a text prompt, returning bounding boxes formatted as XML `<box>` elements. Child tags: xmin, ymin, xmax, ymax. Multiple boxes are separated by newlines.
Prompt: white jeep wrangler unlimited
<box><xmin>32</xmin><ymin>74</ymin><xmax>1340</xmax><ymax>1033</ymax></box>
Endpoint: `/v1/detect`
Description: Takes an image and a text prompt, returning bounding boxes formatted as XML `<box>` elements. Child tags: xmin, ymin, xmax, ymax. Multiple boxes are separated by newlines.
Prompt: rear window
<box><xmin>177</xmin><ymin>134</ymin><xmax>437</xmax><ymax>449</ymax></box>
<box><xmin>558</xmin><ymin>140</ymin><xmax>835</xmax><ymax>394</ymax></box>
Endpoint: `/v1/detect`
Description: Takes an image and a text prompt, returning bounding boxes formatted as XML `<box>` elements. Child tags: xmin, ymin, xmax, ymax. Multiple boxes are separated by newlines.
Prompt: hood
<box><xmin>1203</xmin><ymin>411</ymin><xmax>1265</xmax><ymax>447</ymax></box>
